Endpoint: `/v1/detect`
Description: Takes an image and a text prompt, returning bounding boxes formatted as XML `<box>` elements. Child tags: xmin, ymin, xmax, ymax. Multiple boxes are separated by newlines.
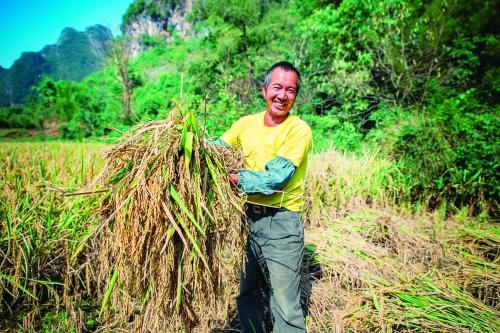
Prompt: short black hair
<box><xmin>263</xmin><ymin>61</ymin><xmax>301</xmax><ymax>95</ymax></box>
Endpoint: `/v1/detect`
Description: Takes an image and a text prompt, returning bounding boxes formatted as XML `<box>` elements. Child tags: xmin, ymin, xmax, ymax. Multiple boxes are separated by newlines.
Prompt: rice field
<box><xmin>0</xmin><ymin>142</ymin><xmax>104</xmax><ymax>332</ymax></box>
<box><xmin>1</xmin><ymin>141</ymin><xmax>499</xmax><ymax>332</ymax></box>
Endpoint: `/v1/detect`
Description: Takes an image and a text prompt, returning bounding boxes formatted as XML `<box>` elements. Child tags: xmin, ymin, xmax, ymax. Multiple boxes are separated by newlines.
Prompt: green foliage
<box><xmin>131</xmin><ymin>73</ymin><xmax>179</xmax><ymax>121</ymax></box>
<box><xmin>0</xmin><ymin>53</ymin><xmax>50</xmax><ymax>106</ymax></box>
<box><xmin>296</xmin><ymin>0</ymin><xmax>377</xmax><ymax>115</ymax></box>
<box><xmin>390</xmin><ymin>90</ymin><xmax>499</xmax><ymax>213</ymax></box>
<box><xmin>192</xmin><ymin>0</ymin><xmax>263</xmax><ymax>28</ymax></box>
<box><xmin>0</xmin><ymin>105</ymin><xmax>39</xmax><ymax>129</ymax></box>
<box><xmin>140</xmin><ymin>35</ymin><xmax>167</xmax><ymax>48</ymax></box>
<box><xmin>302</xmin><ymin>114</ymin><xmax>363</xmax><ymax>152</ymax></box>
<box><xmin>479</xmin><ymin>64</ymin><xmax>500</xmax><ymax>104</ymax></box>
<box><xmin>44</xmin><ymin>28</ymin><xmax>104</xmax><ymax>82</ymax></box>
<box><xmin>122</xmin><ymin>0</ymin><xmax>147</xmax><ymax>30</ymax></box>
<box><xmin>40</xmin><ymin>310</ymin><xmax>78</xmax><ymax>333</ymax></box>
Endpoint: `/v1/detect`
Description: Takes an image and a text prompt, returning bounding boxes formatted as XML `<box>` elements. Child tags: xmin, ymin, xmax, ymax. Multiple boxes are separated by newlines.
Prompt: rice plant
<box><xmin>303</xmin><ymin>150</ymin><xmax>402</xmax><ymax>227</ymax></box>
<box><xmin>303</xmin><ymin>209</ymin><xmax>500</xmax><ymax>332</ymax></box>
<box><xmin>92</xmin><ymin>105</ymin><xmax>247</xmax><ymax>331</ymax></box>
<box><xmin>0</xmin><ymin>142</ymin><xmax>104</xmax><ymax>331</ymax></box>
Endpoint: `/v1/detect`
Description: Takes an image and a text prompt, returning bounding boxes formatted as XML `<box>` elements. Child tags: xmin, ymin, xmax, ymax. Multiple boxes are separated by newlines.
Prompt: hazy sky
<box><xmin>0</xmin><ymin>0</ymin><xmax>134</xmax><ymax>68</ymax></box>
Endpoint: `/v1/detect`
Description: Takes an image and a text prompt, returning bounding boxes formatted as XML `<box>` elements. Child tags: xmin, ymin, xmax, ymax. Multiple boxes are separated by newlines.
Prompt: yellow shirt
<box><xmin>221</xmin><ymin>111</ymin><xmax>312</xmax><ymax>211</ymax></box>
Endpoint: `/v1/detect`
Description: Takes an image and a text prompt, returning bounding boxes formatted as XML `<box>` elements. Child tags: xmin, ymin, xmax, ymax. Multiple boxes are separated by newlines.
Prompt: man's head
<box><xmin>262</xmin><ymin>61</ymin><xmax>301</xmax><ymax>120</ymax></box>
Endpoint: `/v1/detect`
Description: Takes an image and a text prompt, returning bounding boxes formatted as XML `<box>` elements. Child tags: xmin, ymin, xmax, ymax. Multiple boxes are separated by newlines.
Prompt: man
<box><xmin>219</xmin><ymin>61</ymin><xmax>312</xmax><ymax>333</ymax></box>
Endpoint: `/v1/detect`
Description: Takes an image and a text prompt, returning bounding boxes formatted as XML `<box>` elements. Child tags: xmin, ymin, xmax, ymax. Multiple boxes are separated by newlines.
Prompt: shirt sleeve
<box><xmin>220</xmin><ymin>118</ymin><xmax>244</xmax><ymax>147</ymax></box>
<box><xmin>277</xmin><ymin>123</ymin><xmax>313</xmax><ymax>167</ymax></box>
<box><xmin>237</xmin><ymin>156</ymin><xmax>295</xmax><ymax>195</ymax></box>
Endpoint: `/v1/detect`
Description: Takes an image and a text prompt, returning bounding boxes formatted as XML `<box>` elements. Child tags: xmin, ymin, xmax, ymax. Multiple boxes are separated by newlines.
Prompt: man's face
<box><xmin>262</xmin><ymin>67</ymin><xmax>299</xmax><ymax>119</ymax></box>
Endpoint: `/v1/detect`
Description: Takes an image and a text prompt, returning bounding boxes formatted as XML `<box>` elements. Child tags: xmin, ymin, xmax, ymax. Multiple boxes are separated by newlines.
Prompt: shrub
<box><xmin>302</xmin><ymin>114</ymin><xmax>363</xmax><ymax>152</ymax></box>
<box><xmin>391</xmin><ymin>90</ymin><xmax>499</xmax><ymax>214</ymax></box>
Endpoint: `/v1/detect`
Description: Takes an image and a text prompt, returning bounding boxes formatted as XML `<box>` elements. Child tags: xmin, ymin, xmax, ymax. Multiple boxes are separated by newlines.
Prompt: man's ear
<box><xmin>261</xmin><ymin>85</ymin><xmax>266</xmax><ymax>99</ymax></box>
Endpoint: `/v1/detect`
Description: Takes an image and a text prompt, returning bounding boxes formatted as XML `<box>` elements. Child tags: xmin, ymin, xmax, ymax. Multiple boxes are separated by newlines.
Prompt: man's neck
<box><xmin>264</xmin><ymin>112</ymin><xmax>289</xmax><ymax>127</ymax></box>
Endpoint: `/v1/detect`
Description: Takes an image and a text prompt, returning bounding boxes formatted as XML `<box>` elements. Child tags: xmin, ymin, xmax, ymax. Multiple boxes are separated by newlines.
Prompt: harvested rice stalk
<box><xmin>444</xmin><ymin>223</ymin><xmax>500</xmax><ymax>309</ymax></box>
<box><xmin>303</xmin><ymin>211</ymin><xmax>500</xmax><ymax>333</ymax></box>
<box><xmin>92</xmin><ymin>105</ymin><xmax>246</xmax><ymax>332</ymax></box>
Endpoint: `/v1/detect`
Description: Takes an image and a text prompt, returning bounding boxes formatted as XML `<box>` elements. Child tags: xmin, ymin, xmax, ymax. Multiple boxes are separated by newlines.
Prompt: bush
<box><xmin>391</xmin><ymin>90</ymin><xmax>499</xmax><ymax>214</ymax></box>
<box><xmin>0</xmin><ymin>105</ymin><xmax>42</xmax><ymax>129</ymax></box>
<box><xmin>302</xmin><ymin>114</ymin><xmax>363</xmax><ymax>152</ymax></box>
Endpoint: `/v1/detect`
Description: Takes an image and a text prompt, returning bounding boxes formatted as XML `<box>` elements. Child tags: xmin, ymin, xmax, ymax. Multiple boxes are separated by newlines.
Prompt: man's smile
<box><xmin>273</xmin><ymin>100</ymin><xmax>287</xmax><ymax>109</ymax></box>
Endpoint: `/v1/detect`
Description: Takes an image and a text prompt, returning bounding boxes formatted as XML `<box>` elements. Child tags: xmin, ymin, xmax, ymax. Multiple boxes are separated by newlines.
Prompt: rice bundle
<box><xmin>92</xmin><ymin>105</ymin><xmax>246</xmax><ymax>331</ymax></box>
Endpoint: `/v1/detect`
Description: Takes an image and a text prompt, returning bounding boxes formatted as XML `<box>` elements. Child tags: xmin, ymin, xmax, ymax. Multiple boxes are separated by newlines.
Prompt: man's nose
<box><xmin>277</xmin><ymin>89</ymin><xmax>287</xmax><ymax>99</ymax></box>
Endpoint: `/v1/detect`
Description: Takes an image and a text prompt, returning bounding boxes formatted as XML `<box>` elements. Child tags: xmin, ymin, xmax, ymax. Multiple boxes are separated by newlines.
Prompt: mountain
<box><xmin>0</xmin><ymin>53</ymin><xmax>50</xmax><ymax>107</ymax></box>
<box><xmin>0</xmin><ymin>25</ymin><xmax>113</xmax><ymax>107</ymax></box>
<box><xmin>122</xmin><ymin>0</ymin><xmax>193</xmax><ymax>58</ymax></box>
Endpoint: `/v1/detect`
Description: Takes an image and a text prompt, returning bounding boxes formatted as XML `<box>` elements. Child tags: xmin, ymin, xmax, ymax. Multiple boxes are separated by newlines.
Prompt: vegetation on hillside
<box><xmin>0</xmin><ymin>25</ymin><xmax>112</xmax><ymax>106</ymax></box>
<box><xmin>1</xmin><ymin>0</ymin><xmax>497</xmax><ymax>216</ymax></box>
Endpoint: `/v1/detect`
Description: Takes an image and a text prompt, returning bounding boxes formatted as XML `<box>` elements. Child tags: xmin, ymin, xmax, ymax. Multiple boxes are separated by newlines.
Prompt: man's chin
<box><xmin>270</xmin><ymin>108</ymin><xmax>289</xmax><ymax>117</ymax></box>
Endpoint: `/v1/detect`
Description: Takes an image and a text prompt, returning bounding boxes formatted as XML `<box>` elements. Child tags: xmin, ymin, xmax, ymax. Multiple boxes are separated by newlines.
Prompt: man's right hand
<box><xmin>229</xmin><ymin>173</ymin><xmax>238</xmax><ymax>185</ymax></box>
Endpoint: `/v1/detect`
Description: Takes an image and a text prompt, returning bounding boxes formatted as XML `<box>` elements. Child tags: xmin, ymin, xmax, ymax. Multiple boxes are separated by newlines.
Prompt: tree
<box><xmin>111</xmin><ymin>37</ymin><xmax>133</xmax><ymax>122</ymax></box>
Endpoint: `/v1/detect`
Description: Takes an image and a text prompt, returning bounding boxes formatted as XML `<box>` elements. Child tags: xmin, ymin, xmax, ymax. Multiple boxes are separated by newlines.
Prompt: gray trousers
<box><xmin>237</xmin><ymin>205</ymin><xmax>306</xmax><ymax>333</ymax></box>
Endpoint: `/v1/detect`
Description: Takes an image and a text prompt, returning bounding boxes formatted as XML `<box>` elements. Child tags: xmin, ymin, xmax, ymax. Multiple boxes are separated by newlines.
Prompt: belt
<box><xmin>246</xmin><ymin>203</ymin><xmax>287</xmax><ymax>215</ymax></box>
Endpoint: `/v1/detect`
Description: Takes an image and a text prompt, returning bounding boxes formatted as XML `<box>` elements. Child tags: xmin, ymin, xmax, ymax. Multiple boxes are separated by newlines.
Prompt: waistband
<box><xmin>245</xmin><ymin>203</ymin><xmax>288</xmax><ymax>215</ymax></box>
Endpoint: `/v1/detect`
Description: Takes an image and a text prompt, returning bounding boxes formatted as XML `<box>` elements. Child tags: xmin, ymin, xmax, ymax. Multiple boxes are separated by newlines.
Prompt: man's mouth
<box><xmin>273</xmin><ymin>101</ymin><xmax>287</xmax><ymax>110</ymax></box>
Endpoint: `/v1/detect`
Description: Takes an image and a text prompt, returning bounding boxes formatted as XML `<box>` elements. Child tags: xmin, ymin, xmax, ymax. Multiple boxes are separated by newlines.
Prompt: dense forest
<box><xmin>1</xmin><ymin>0</ymin><xmax>498</xmax><ymax>215</ymax></box>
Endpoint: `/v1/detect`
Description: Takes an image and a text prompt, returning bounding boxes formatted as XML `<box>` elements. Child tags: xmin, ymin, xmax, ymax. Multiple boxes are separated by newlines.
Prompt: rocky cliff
<box><xmin>0</xmin><ymin>25</ymin><xmax>113</xmax><ymax>106</ymax></box>
<box><xmin>122</xmin><ymin>0</ymin><xmax>193</xmax><ymax>58</ymax></box>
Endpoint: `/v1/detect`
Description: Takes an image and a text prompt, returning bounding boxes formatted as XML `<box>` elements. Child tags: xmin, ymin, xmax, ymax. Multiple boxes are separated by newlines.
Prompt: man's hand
<box><xmin>229</xmin><ymin>173</ymin><xmax>238</xmax><ymax>185</ymax></box>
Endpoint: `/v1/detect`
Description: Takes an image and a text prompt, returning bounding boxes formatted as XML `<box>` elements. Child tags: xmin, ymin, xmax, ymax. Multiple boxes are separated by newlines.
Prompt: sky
<box><xmin>0</xmin><ymin>0</ymin><xmax>134</xmax><ymax>68</ymax></box>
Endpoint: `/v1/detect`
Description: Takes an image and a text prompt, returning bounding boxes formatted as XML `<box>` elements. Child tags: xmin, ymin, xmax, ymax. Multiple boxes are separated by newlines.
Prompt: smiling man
<box><xmin>219</xmin><ymin>61</ymin><xmax>312</xmax><ymax>333</ymax></box>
